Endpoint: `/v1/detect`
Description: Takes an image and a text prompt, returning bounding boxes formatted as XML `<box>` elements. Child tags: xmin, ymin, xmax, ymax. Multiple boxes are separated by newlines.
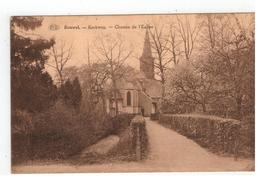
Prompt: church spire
<box><xmin>141</xmin><ymin>29</ymin><xmax>152</xmax><ymax>58</ymax></box>
<box><xmin>140</xmin><ymin>29</ymin><xmax>154</xmax><ymax>79</ymax></box>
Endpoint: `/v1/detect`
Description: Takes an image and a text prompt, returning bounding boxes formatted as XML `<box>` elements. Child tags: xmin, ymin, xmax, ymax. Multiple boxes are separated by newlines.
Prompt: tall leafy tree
<box><xmin>59</xmin><ymin>78</ymin><xmax>82</xmax><ymax>111</ymax></box>
<box><xmin>11</xmin><ymin>16</ymin><xmax>56</xmax><ymax>112</ymax></box>
<box><xmin>198</xmin><ymin>14</ymin><xmax>255</xmax><ymax>118</ymax></box>
<box><xmin>72</xmin><ymin>77</ymin><xmax>82</xmax><ymax>111</ymax></box>
<box><xmin>60</xmin><ymin>79</ymin><xmax>73</xmax><ymax>106</ymax></box>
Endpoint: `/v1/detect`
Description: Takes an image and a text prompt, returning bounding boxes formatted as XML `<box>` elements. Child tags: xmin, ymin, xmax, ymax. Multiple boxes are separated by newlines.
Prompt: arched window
<box><xmin>127</xmin><ymin>91</ymin><xmax>131</xmax><ymax>106</ymax></box>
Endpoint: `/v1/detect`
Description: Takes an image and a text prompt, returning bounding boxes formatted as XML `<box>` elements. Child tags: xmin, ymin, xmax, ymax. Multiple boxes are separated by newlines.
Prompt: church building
<box><xmin>106</xmin><ymin>30</ymin><xmax>162</xmax><ymax>117</ymax></box>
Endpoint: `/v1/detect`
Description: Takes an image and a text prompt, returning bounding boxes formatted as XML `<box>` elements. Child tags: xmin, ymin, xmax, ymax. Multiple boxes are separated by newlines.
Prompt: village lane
<box><xmin>13</xmin><ymin>118</ymin><xmax>253</xmax><ymax>173</ymax></box>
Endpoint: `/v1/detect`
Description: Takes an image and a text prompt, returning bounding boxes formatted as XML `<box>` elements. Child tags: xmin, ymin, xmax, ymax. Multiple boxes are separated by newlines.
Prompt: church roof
<box><xmin>112</xmin><ymin>71</ymin><xmax>162</xmax><ymax>99</ymax></box>
<box><xmin>137</xmin><ymin>78</ymin><xmax>162</xmax><ymax>98</ymax></box>
<box><xmin>106</xmin><ymin>30</ymin><xmax>162</xmax><ymax>99</ymax></box>
<box><xmin>141</xmin><ymin>29</ymin><xmax>153</xmax><ymax>58</ymax></box>
<box><xmin>116</xmin><ymin>79</ymin><xmax>137</xmax><ymax>90</ymax></box>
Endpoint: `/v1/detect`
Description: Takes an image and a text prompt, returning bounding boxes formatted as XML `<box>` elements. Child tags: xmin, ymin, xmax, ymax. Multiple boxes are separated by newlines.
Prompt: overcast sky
<box><xmin>28</xmin><ymin>14</ymin><xmax>253</xmax><ymax>77</ymax></box>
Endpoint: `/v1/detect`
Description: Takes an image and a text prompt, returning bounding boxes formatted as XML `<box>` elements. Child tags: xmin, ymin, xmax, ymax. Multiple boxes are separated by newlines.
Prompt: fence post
<box><xmin>131</xmin><ymin>115</ymin><xmax>145</xmax><ymax>161</ymax></box>
<box><xmin>136</xmin><ymin>126</ymin><xmax>141</xmax><ymax>161</ymax></box>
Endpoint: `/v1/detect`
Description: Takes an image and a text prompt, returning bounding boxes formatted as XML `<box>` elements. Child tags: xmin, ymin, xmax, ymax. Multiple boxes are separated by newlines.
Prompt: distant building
<box><xmin>106</xmin><ymin>30</ymin><xmax>162</xmax><ymax>117</ymax></box>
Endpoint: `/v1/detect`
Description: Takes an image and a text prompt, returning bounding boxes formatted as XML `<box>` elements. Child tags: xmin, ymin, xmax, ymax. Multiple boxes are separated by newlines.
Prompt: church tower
<box><xmin>140</xmin><ymin>29</ymin><xmax>154</xmax><ymax>79</ymax></box>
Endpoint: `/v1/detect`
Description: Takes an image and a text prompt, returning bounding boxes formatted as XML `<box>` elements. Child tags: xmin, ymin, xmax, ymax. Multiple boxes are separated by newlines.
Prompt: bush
<box><xmin>109</xmin><ymin>114</ymin><xmax>135</xmax><ymax>134</ymax></box>
<box><xmin>12</xmin><ymin>101</ymin><xmax>114</xmax><ymax>164</ymax></box>
<box><xmin>159</xmin><ymin>114</ymin><xmax>242</xmax><ymax>157</ymax></box>
<box><xmin>11</xmin><ymin>110</ymin><xmax>33</xmax><ymax>164</ymax></box>
<box><xmin>105</xmin><ymin>114</ymin><xmax>148</xmax><ymax>161</ymax></box>
<box><xmin>74</xmin><ymin>113</ymin><xmax>139</xmax><ymax>164</ymax></box>
<box><xmin>150</xmin><ymin>113</ymin><xmax>159</xmax><ymax>120</ymax></box>
<box><xmin>239</xmin><ymin>114</ymin><xmax>255</xmax><ymax>158</ymax></box>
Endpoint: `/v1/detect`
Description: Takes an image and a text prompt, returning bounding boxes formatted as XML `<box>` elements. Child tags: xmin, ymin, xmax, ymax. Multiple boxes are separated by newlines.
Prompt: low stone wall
<box><xmin>131</xmin><ymin>115</ymin><xmax>148</xmax><ymax>160</ymax></box>
<box><xmin>159</xmin><ymin>114</ymin><xmax>241</xmax><ymax>158</ymax></box>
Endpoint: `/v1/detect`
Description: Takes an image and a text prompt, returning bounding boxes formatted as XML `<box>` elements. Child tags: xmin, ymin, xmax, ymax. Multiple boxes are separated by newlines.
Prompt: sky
<box><xmin>29</xmin><ymin>14</ymin><xmax>190</xmax><ymax>76</ymax></box>
<box><xmin>36</xmin><ymin>15</ymin><xmax>167</xmax><ymax>69</ymax></box>
<box><xmin>26</xmin><ymin>13</ymin><xmax>253</xmax><ymax>77</ymax></box>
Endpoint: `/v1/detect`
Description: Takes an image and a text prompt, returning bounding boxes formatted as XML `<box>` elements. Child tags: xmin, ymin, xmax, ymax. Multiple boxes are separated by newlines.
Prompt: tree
<box><xmin>148</xmin><ymin>26</ymin><xmax>171</xmax><ymax>97</ymax></box>
<box><xmin>47</xmin><ymin>40</ymin><xmax>73</xmax><ymax>86</ymax></box>
<box><xmin>170</xmin><ymin>64</ymin><xmax>218</xmax><ymax>113</ymax></box>
<box><xmin>72</xmin><ymin>77</ymin><xmax>82</xmax><ymax>111</ymax></box>
<box><xmin>63</xmin><ymin>62</ymin><xmax>109</xmax><ymax>114</ymax></box>
<box><xmin>84</xmin><ymin>44</ymin><xmax>109</xmax><ymax>113</ymax></box>
<box><xmin>60</xmin><ymin>79</ymin><xmax>73</xmax><ymax>106</ymax></box>
<box><xmin>59</xmin><ymin>77</ymin><xmax>82</xmax><ymax>111</ymax></box>
<box><xmin>11</xmin><ymin>16</ymin><xmax>56</xmax><ymax>113</ymax></box>
<box><xmin>94</xmin><ymin>34</ymin><xmax>132</xmax><ymax>115</ymax></box>
<box><xmin>176</xmin><ymin>15</ymin><xmax>201</xmax><ymax>62</ymax></box>
<box><xmin>198</xmin><ymin>14</ymin><xmax>255</xmax><ymax>118</ymax></box>
<box><xmin>167</xmin><ymin>24</ymin><xmax>182</xmax><ymax>66</ymax></box>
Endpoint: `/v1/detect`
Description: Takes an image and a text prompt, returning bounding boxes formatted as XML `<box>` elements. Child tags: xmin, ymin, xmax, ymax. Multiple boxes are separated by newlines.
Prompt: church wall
<box><xmin>110</xmin><ymin>100</ymin><xmax>123</xmax><ymax>112</ymax></box>
<box><xmin>123</xmin><ymin>107</ymin><xmax>134</xmax><ymax>113</ymax></box>
<box><xmin>119</xmin><ymin>89</ymin><xmax>140</xmax><ymax>114</ymax></box>
<box><xmin>122</xmin><ymin>89</ymin><xmax>127</xmax><ymax>107</ymax></box>
<box><xmin>133</xmin><ymin>90</ymin><xmax>139</xmax><ymax>107</ymax></box>
<box><xmin>138</xmin><ymin>91</ymin><xmax>153</xmax><ymax>116</ymax></box>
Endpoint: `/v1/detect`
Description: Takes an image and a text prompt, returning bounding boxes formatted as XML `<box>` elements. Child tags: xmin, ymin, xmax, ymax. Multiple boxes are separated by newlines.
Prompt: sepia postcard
<box><xmin>11</xmin><ymin>13</ymin><xmax>255</xmax><ymax>173</ymax></box>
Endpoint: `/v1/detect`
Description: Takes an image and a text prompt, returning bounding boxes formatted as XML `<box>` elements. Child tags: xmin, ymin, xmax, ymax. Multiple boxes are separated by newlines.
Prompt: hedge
<box><xmin>150</xmin><ymin>112</ymin><xmax>159</xmax><ymax>120</ymax></box>
<box><xmin>159</xmin><ymin>114</ymin><xmax>241</xmax><ymax>157</ymax></box>
<box><xmin>131</xmin><ymin>115</ymin><xmax>148</xmax><ymax>160</ymax></box>
<box><xmin>110</xmin><ymin>114</ymin><xmax>135</xmax><ymax>134</ymax></box>
<box><xmin>12</xmin><ymin>104</ymin><xmax>114</xmax><ymax>164</ymax></box>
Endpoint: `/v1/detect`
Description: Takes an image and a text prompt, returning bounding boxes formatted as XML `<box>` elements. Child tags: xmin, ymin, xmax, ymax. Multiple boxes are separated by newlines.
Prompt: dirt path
<box><xmin>144</xmin><ymin>119</ymin><xmax>253</xmax><ymax>171</ymax></box>
<box><xmin>12</xmin><ymin>118</ymin><xmax>254</xmax><ymax>173</ymax></box>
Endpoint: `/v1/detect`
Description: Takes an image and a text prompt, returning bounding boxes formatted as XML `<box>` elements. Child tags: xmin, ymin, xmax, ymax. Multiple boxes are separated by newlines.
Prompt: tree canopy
<box><xmin>11</xmin><ymin>16</ymin><xmax>57</xmax><ymax>112</ymax></box>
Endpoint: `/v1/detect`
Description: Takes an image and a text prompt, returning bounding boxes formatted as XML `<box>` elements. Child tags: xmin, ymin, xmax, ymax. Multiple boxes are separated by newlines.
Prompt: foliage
<box><xmin>109</xmin><ymin>114</ymin><xmax>135</xmax><ymax>134</ymax></box>
<box><xmin>168</xmin><ymin>64</ymin><xmax>218</xmax><ymax>113</ymax></box>
<box><xmin>159</xmin><ymin>114</ymin><xmax>254</xmax><ymax>158</ymax></box>
<box><xmin>131</xmin><ymin>116</ymin><xmax>148</xmax><ymax>160</ymax></box>
<box><xmin>166</xmin><ymin>15</ymin><xmax>254</xmax><ymax>120</ymax></box>
<box><xmin>91</xmin><ymin>114</ymin><xmax>148</xmax><ymax>163</ymax></box>
<box><xmin>12</xmin><ymin>107</ymin><xmax>138</xmax><ymax>164</ymax></box>
<box><xmin>62</xmin><ymin>63</ymin><xmax>136</xmax><ymax>115</ymax></box>
<box><xmin>76</xmin><ymin>114</ymin><xmax>141</xmax><ymax>164</ymax></box>
<box><xmin>72</xmin><ymin>77</ymin><xmax>82</xmax><ymax>110</ymax></box>
<box><xmin>11</xmin><ymin>110</ymin><xmax>33</xmax><ymax>163</ymax></box>
<box><xmin>11</xmin><ymin>16</ymin><xmax>56</xmax><ymax>113</ymax></box>
<box><xmin>59</xmin><ymin>77</ymin><xmax>82</xmax><ymax>110</ymax></box>
<box><xmin>94</xmin><ymin>34</ymin><xmax>133</xmax><ymax>115</ymax></box>
<box><xmin>150</xmin><ymin>112</ymin><xmax>160</xmax><ymax>120</ymax></box>
<box><xmin>12</xmin><ymin>102</ymin><xmax>114</xmax><ymax>164</ymax></box>
<box><xmin>196</xmin><ymin>14</ymin><xmax>254</xmax><ymax>119</ymax></box>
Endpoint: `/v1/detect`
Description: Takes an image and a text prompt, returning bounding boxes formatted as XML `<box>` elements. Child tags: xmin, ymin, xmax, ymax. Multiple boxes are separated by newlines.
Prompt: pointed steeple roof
<box><xmin>141</xmin><ymin>29</ymin><xmax>152</xmax><ymax>58</ymax></box>
<box><xmin>139</xmin><ymin>29</ymin><xmax>155</xmax><ymax>79</ymax></box>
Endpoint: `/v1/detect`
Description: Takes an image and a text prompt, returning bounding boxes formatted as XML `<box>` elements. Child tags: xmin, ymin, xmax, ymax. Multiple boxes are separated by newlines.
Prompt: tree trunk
<box><xmin>101</xmin><ymin>92</ymin><xmax>106</xmax><ymax>114</ymax></box>
<box><xmin>58</xmin><ymin>71</ymin><xmax>63</xmax><ymax>86</ymax></box>
<box><xmin>114</xmin><ymin>90</ymin><xmax>119</xmax><ymax>115</ymax></box>
<box><xmin>202</xmin><ymin>103</ymin><xmax>207</xmax><ymax>113</ymax></box>
<box><xmin>112</xmin><ymin>79</ymin><xmax>119</xmax><ymax>115</ymax></box>
<box><xmin>161</xmin><ymin>78</ymin><xmax>166</xmax><ymax>98</ymax></box>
